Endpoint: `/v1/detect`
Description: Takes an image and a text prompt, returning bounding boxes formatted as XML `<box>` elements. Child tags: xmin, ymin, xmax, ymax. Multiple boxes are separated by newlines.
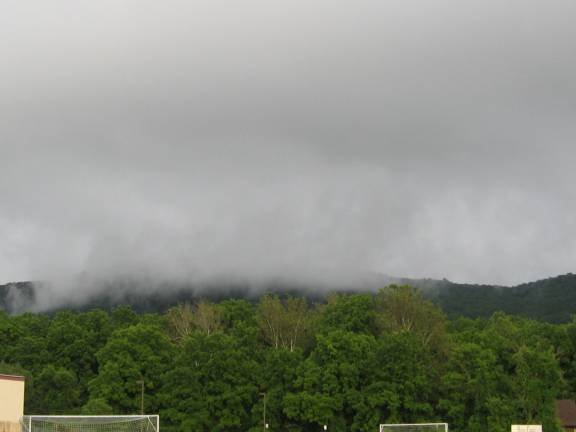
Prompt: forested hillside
<box><xmin>1</xmin><ymin>286</ymin><xmax>574</xmax><ymax>432</ymax></box>
<box><xmin>434</xmin><ymin>273</ymin><xmax>576</xmax><ymax>322</ymax></box>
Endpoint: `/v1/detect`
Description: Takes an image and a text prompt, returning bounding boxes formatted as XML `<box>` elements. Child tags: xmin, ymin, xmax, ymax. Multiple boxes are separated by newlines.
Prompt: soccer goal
<box><xmin>380</xmin><ymin>424</ymin><xmax>448</xmax><ymax>432</ymax></box>
<box><xmin>20</xmin><ymin>416</ymin><xmax>159</xmax><ymax>432</ymax></box>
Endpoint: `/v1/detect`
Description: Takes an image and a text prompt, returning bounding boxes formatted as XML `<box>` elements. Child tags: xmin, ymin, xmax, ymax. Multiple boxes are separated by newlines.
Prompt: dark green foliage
<box><xmin>32</xmin><ymin>365</ymin><xmax>80</xmax><ymax>414</ymax></box>
<box><xmin>284</xmin><ymin>330</ymin><xmax>377</xmax><ymax>432</ymax></box>
<box><xmin>160</xmin><ymin>333</ymin><xmax>259</xmax><ymax>432</ymax></box>
<box><xmin>111</xmin><ymin>305</ymin><xmax>140</xmax><ymax>329</ymax></box>
<box><xmin>89</xmin><ymin>324</ymin><xmax>175</xmax><ymax>414</ymax></box>
<box><xmin>434</xmin><ymin>273</ymin><xmax>576</xmax><ymax>322</ymax></box>
<box><xmin>439</xmin><ymin>342</ymin><xmax>502</xmax><ymax>431</ymax></box>
<box><xmin>367</xmin><ymin>332</ymin><xmax>439</xmax><ymax>425</ymax></box>
<box><xmin>0</xmin><ymin>289</ymin><xmax>570</xmax><ymax>431</ymax></box>
<box><xmin>259</xmin><ymin>349</ymin><xmax>304</xmax><ymax>431</ymax></box>
<box><xmin>316</xmin><ymin>294</ymin><xmax>377</xmax><ymax>335</ymax></box>
<box><xmin>376</xmin><ymin>285</ymin><xmax>448</xmax><ymax>356</ymax></box>
<box><xmin>81</xmin><ymin>398</ymin><xmax>114</xmax><ymax>415</ymax></box>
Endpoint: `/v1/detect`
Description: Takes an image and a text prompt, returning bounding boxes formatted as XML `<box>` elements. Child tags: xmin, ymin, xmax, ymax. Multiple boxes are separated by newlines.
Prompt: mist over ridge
<box><xmin>2</xmin><ymin>272</ymin><xmax>576</xmax><ymax>324</ymax></box>
<box><xmin>2</xmin><ymin>0</ymin><xmax>576</xmax><ymax>296</ymax></box>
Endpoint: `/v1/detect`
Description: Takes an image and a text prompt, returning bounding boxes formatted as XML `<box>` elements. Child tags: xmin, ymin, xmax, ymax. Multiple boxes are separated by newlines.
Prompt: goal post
<box><xmin>380</xmin><ymin>423</ymin><xmax>448</xmax><ymax>432</ymax></box>
<box><xmin>20</xmin><ymin>415</ymin><xmax>159</xmax><ymax>432</ymax></box>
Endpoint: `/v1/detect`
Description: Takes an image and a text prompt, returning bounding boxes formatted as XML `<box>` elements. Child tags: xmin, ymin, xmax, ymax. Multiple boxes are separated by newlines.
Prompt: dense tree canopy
<box><xmin>0</xmin><ymin>286</ymin><xmax>572</xmax><ymax>432</ymax></box>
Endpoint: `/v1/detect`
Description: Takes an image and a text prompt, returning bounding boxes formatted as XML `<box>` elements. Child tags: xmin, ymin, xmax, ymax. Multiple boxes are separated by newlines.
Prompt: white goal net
<box><xmin>380</xmin><ymin>424</ymin><xmax>448</xmax><ymax>432</ymax></box>
<box><xmin>20</xmin><ymin>416</ymin><xmax>159</xmax><ymax>432</ymax></box>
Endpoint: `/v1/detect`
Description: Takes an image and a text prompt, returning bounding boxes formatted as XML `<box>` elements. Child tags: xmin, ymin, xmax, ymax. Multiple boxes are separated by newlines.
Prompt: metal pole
<box><xmin>136</xmin><ymin>380</ymin><xmax>145</xmax><ymax>414</ymax></box>
<box><xmin>141</xmin><ymin>381</ymin><xmax>144</xmax><ymax>414</ymax></box>
<box><xmin>260</xmin><ymin>392</ymin><xmax>267</xmax><ymax>432</ymax></box>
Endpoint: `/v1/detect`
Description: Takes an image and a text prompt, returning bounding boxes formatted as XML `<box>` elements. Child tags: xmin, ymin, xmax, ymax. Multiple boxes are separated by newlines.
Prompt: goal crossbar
<box><xmin>380</xmin><ymin>423</ymin><xmax>448</xmax><ymax>432</ymax></box>
<box><xmin>21</xmin><ymin>415</ymin><xmax>159</xmax><ymax>432</ymax></box>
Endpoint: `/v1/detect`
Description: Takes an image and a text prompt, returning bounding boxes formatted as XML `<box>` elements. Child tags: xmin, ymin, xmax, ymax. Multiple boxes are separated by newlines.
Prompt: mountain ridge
<box><xmin>1</xmin><ymin>273</ymin><xmax>575</xmax><ymax>322</ymax></box>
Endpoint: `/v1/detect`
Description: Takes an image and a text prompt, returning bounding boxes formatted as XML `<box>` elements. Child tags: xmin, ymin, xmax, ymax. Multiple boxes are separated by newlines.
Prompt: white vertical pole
<box><xmin>156</xmin><ymin>415</ymin><xmax>159</xmax><ymax>432</ymax></box>
<box><xmin>29</xmin><ymin>417</ymin><xmax>32</xmax><ymax>432</ymax></box>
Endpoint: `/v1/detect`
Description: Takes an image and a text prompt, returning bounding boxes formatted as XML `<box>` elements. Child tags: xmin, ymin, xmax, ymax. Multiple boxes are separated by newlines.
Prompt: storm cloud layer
<box><xmin>1</xmin><ymin>0</ymin><xmax>576</xmax><ymax>296</ymax></box>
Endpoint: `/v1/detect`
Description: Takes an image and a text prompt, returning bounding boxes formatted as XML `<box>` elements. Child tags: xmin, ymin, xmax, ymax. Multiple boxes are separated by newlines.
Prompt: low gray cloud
<box><xmin>1</xmin><ymin>0</ymin><xmax>576</xmax><ymax>302</ymax></box>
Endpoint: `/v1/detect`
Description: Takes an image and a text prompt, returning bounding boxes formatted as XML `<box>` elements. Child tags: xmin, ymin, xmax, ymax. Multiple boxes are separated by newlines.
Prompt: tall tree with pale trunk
<box><xmin>376</xmin><ymin>285</ymin><xmax>447</xmax><ymax>354</ymax></box>
<box><xmin>257</xmin><ymin>295</ymin><xmax>309</xmax><ymax>351</ymax></box>
<box><xmin>194</xmin><ymin>300</ymin><xmax>221</xmax><ymax>336</ymax></box>
<box><xmin>165</xmin><ymin>303</ymin><xmax>195</xmax><ymax>342</ymax></box>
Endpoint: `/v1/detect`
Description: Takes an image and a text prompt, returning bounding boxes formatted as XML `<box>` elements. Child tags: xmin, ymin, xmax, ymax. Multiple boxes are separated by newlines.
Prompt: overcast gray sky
<box><xmin>1</xmin><ymin>0</ymin><xmax>576</xmax><ymax>290</ymax></box>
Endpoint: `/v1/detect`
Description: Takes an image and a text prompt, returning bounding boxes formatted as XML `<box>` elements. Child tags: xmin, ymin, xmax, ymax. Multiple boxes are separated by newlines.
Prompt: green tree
<box><xmin>165</xmin><ymin>303</ymin><xmax>195</xmax><ymax>342</ymax></box>
<box><xmin>111</xmin><ymin>305</ymin><xmax>139</xmax><ymax>330</ymax></box>
<box><xmin>81</xmin><ymin>398</ymin><xmax>114</xmax><ymax>415</ymax></box>
<box><xmin>510</xmin><ymin>346</ymin><xmax>563</xmax><ymax>431</ymax></box>
<box><xmin>44</xmin><ymin>311</ymin><xmax>106</xmax><ymax>407</ymax></box>
<box><xmin>376</xmin><ymin>285</ymin><xmax>447</xmax><ymax>354</ymax></box>
<box><xmin>257</xmin><ymin>295</ymin><xmax>310</xmax><ymax>351</ymax></box>
<box><xmin>159</xmin><ymin>332</ymin><xmax>259</xmax><ymax>432</ymax></box>
<box><xmin>32</xmin><ymin>365</ymin><xmax>80</xmax><ymax>414</ymax></box>
<box><xmin>195</xmin><ymin>300</ymin><xmax>222</xmax><ymax>335</ymax></box>
<box><xmin>258</xmin><ymin>349</ymin><xmax>304</xmax><ymax>431</ymax></box>
<box><xmin>439</xmin><ymin>343</ymin><xmax>502</xmax><ymax>432</ymax></box>
<box><xmin>359</xmin><ymin>332</ymin><xmax>438</xmax><ymax>429</ymax></box>
<box><xmin>5</xmin><ymin>313</ymin><xmax>51</xmax><ymax>373</ymax></box>
<box><xmin>449</xmin><ymin>313</ymin><xmax>564</xmax><ymax>432</ymax></box>
<box><xmin>89</xmin><ymin>324</ymin><xmax>175</xmax><ymax>414</ymax></box>
<box><xmin>218</xmin><ymin>299</ymin><xmax>260</xmax><ymax>349</ymax></box>
<box><xmin>284</xmin><ymin>330</ymin><xmax>376</xmax><ymax>432</ymax></box>
<box><xmin>316</xmin><ymin>294</ymin><xmax>377</xmax><ymax>335</ymax></box>
<box><xmin>165</xmin><ymin>300</ymin><xmax>222</xmax><ymax>340</ymax></box>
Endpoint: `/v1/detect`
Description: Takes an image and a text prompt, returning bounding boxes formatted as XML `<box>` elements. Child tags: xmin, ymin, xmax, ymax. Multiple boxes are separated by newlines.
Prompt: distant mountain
<box><xmin>2</xmin><ymin>273</ymin><xmax>576</xmax><ymax>322</ymax></box>
<box><xmin>431</xmin><ymin>273</ymin><xmax>576</xmax><ymax>323</ymax></box>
